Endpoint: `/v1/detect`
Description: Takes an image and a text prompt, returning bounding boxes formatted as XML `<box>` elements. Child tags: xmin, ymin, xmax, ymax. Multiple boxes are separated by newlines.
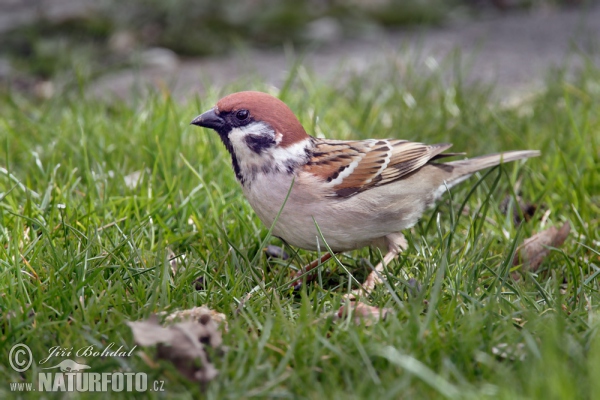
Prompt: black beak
<box><xmin>190</xmin><ymin>108</ymin><xmax>225</xmax><ymax>131</ymax></box>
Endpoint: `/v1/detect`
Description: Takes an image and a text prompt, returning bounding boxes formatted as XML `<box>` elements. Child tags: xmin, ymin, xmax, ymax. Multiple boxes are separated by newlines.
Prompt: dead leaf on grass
<box><xmin>513</xmin><ymin>221</ymin><xmax>571</xmax><ymax>273</ymax></box>
<box><xmin>161</xmin><ymin>306</ymin><xmax>227</xmax><ymax>330</ymax></box>
<box><xmin>127</xmin><ymin>308</ymin><xmax>225</xmax><ymax>385</ymax></box>
<box><xmin>337</xmin><ymin>301</ymin><xmax>392</xmax><ymax>326</ymax></box>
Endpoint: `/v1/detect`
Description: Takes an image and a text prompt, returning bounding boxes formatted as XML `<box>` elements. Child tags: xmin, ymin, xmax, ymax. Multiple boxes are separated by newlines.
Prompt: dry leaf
<box><xmin>127</xmin><ymin>310</ymin><xmax>224</xmax><ymax>385</ymax></box>
<box><xmin>161</xmin><ymin>306</ymin><xmax>227</xmax><ymax>330</ymax></box>
<box><xmin>337</xmin><ymin>301</ymin><xmax>392</xmax><ymax>326</ymax></box>
<box><xmin>513</xmin><ymin>221</ymin><xmax>571</xmax><ymax>272</ymax></box>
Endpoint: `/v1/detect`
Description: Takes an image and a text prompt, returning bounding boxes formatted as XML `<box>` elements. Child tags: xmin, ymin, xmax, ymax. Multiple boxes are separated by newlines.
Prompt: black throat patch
<box><xmin>216</xmin><ymin>131</ymin><xmax>244</xmax><ymax>184</ymax></box>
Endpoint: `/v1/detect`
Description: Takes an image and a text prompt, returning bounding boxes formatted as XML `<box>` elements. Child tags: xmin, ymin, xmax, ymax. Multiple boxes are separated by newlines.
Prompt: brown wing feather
<box><xmin>304</xmin><ymin>138</ymin><xmax>453</xmax><ymax>197</ymax></box>
<box><xmin>379</xmin><ymin>141</ymin><xmax>452</xmax><ymax>183</ymax></box>
<box><xmin>303</xmin><ymin>141</ymin><xmax>366</xmax><ymax>183</ymax></box>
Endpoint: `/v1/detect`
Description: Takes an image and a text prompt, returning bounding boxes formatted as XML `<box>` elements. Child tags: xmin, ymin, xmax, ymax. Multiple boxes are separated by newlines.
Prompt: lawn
<box><xmin>1</xmin><ymin>58</ymin><xmax>599</xmax><ymax>399</ymax></box>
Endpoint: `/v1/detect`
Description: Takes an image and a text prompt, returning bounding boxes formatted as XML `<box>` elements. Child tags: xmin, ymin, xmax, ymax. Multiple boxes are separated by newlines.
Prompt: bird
<box><xmin>191</xmin><ymin>91</ymin><xmax>539</xmax><ymax>298</ymax></box>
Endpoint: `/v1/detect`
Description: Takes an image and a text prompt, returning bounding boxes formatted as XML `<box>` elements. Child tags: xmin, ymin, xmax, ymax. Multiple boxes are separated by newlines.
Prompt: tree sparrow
<box><xmin>191</xmin><ymin>91</ymin><xmax>539</xmax><ymax>297</ymax></box>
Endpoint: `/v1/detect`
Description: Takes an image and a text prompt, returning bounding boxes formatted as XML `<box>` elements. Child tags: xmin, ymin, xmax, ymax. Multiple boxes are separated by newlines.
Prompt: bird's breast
<box><xmin>240</xmin><ymin>171</ymin><xmax>397</xmax><ymax>251</ymax></box>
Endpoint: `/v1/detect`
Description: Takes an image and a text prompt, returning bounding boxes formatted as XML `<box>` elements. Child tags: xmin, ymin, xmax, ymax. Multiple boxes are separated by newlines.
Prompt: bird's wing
<box><xmin>303</xmin><ymin>138</ymin><xmax>454</xmax><ymax>197</ymax></box>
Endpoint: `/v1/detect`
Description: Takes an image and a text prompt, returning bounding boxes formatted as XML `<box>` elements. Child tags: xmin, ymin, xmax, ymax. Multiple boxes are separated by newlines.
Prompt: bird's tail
<box><xmin>446</xmin><ymin>150</ymin><xmax>540</xmax><ymax>172</ymax></box>
<box><xmin>435</xmin><ymin>150</ymin><xmax>540</xmax><ymax>192</ymax></box>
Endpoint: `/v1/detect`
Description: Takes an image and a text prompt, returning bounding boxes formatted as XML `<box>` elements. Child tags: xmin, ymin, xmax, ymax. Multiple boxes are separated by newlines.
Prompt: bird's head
<box><xmin>191</xmin><ymin>91</ymin><xmax>312</xmax><ymax>184</ymax></box>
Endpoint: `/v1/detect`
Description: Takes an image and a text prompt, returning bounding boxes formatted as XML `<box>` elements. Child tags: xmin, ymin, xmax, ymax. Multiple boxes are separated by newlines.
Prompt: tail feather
<box><xmin>445</xmin><ymin>150</ymin><xmax>540</xmax><ymax>175</ymax></box>
<box><xmin>444</xmin><ymin>150</ymin><xmax>540</xmax><ymax>181</ymax></box>
<box><xmin>433</xmin><ymin>150</ymin><xmax>540</xmax><ymax>195</ymax></box>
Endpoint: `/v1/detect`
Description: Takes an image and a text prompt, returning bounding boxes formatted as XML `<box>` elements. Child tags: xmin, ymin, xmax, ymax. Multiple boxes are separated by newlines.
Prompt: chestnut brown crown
<box><xmin>216</xmin><ymin>91</ymin><xmax>310</xmax><ymax>147</ymax></box>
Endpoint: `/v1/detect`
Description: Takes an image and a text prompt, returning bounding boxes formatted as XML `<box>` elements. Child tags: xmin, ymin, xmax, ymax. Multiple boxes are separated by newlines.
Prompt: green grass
<box><xmin>1</xmin><ymin>58</ymin><xmax>599</xmax><ymax>399</ymax></box>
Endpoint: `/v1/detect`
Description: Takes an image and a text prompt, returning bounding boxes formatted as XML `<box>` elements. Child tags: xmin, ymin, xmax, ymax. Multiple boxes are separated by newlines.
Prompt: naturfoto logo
<box><xmin>8</xmin><ymin>343</ymin><xmax>165</xmax><ymax>393</ymax></box>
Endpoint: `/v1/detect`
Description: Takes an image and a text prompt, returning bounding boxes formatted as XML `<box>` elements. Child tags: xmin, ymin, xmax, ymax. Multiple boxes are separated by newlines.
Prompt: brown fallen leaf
<box><xmin>161</xmin><ymin>306</ymin><xmax>228</xmax><ymax>331</ymax></box>
<box><xmin>127</xmin><ymin>311</ymin><xmax>224</xmax><ymax>385</ymax></box>
<box><xmin>337</xmin><ymin>301</ymin><xmax>392</xmax><ymax>326</ymax></box>
<box><xmin>513</xmin><ymin>221</ymin><xmax>571</xmax><ymax>273</ymax></box>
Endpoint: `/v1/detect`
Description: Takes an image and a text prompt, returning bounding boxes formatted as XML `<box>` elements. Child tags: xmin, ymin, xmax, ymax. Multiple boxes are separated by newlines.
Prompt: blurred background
<box><xmin>0</xmin><ymin>0</ymin><xmax>597</xmax><ymax>102</ymax></box>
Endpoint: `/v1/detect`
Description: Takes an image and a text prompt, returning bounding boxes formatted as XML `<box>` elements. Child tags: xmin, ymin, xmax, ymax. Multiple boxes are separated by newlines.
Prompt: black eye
<box><xmin>236</xmin><ymin>110</ymin><xmax>249</xmax><ymax>120</ymax></box>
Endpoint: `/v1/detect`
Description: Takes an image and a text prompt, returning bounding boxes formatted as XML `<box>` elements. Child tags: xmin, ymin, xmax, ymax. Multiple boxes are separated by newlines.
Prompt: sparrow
<box><xmin>191</xmin><ymin>91</ymin><xmax>539</xmax><ymax>297</ymax></box>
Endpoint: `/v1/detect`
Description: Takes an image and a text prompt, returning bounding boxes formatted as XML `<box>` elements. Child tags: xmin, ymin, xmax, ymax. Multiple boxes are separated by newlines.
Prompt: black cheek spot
<box><xmin>331</xmin><ymin>172</ymin><xmax>339</xmax><ymax>180</ymax></box>
<box><xmin>245</xmin><ymin>134</ymin><xmax>276</xmax><ymax>154</ymax></box>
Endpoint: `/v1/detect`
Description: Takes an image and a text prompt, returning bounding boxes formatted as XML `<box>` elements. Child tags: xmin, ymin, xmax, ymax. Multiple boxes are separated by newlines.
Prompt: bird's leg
<box><xmin>292</xmin><ymin>252</ymin><xmax>333</xmax><ymax>290</ymax></box>
<box><xmin>344</xmin><ymin>233</ymin><xmax>407</xmax><ymax>301</ymax></box>
<box><xmin>358</xmin><ymin>250</ymin><xmax>399</xmax><ymax>294</ymax></box>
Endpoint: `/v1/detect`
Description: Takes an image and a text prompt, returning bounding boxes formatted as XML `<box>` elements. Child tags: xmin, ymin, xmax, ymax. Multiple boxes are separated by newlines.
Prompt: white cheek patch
<box><xmin>229</xmin><ymin>127</ymin><xmax>251</xmax><ymax>155</ymax></box>
<box><xmin>270</xmin><ymin>139</ymin><xmax>310</xmax><ymax>166</ymax></box>
<box><xmin>228</xmin><ymin>122</ymin><xmax>274</xmax><ymax>162</ymax></box>
<box><xmin>228</xmin><ymin>122</ymin><xmax>312</xmax><ymax>182</ymax></box>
